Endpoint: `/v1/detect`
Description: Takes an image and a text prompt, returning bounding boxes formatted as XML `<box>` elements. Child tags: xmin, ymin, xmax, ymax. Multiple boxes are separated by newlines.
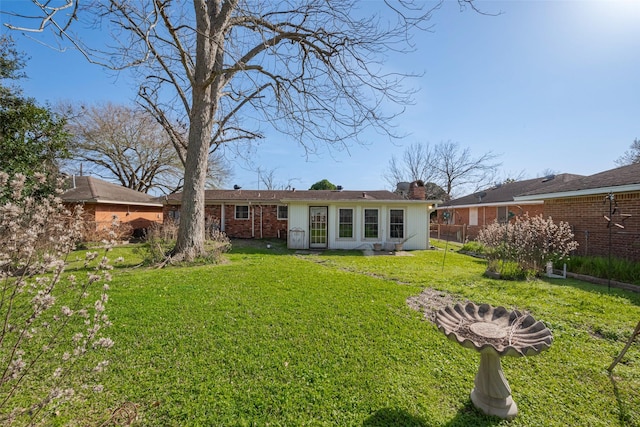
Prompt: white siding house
<box><xmin>163</xmin><ymin>181</ymin><xmax>438</xmax><ymax>251</ymax></box>
<box><xmin>284</xmin><ymin>194</ymin><xmax>434</xmax><ymax>251</ymax></box>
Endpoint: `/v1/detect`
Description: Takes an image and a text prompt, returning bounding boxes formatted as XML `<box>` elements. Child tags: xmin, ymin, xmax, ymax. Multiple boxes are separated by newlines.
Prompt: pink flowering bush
<box><xmin>0</xmin><ymin>172</ymin><xmax>115</xmax><ymax>425</ymax></box>
<box><xmin>477</xmin><ymin>213</ymin><xmax>578</xmax><ymax>276</ymax></box>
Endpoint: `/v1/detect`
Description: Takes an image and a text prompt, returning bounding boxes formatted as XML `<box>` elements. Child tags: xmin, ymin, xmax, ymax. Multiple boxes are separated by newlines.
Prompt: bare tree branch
<box><xmin>384</xmin><ymin>141</ymin><xmax>501</xmax><ymax>198</ymax></box>
<box><xmin>7</xmin><ymin>0</ymin><xmax>485</xmax><ymax>259</ymax></box>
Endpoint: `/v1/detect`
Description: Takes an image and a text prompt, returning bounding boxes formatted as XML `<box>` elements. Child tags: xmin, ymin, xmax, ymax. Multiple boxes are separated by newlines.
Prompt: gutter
<box><xmin>514</xmin><ymin>184</ymin><xmax>640</xmax><ymax>201</ymax></box>
<box><xmin>65</xmin><ymin>199</ymin><xmax>163</xmax><ymax>207</ymax></box>
<box><xmin>436</xmin><ymin>200</ymin><xmax>541</xmax><ymax>210</ymax></box>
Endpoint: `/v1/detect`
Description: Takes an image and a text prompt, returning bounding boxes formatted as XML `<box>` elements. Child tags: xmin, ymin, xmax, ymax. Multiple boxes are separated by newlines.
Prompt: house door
<box><xmin>309</xmin><ymin>206</ymin><xmax>328</xmax><ymax>249</ymax></box>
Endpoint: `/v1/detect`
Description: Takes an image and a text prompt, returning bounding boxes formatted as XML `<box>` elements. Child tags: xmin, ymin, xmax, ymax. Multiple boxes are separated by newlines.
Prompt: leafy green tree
<box><xmin>0</xmin><ymin>36</ymin><xmax>70</xmax><ymax>201</ymax></box>
<box><xmin>309</xmin><ymin>179</ymin><xmax>337</xmax><ymax>190</ymax></box>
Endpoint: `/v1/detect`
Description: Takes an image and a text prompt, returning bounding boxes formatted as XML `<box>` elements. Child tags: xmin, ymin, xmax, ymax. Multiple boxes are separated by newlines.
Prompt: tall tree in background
<box><xmin>385</xmin><ymin>141</ymin><xmax>501</xmax><ymax>198</ymax></box>
<box><xmin>5</xmin><ymin>1</ymin><xmax>480</xmax><ymax>260</ymax></box>
<box><xmin>615</xmin><ymin>138</ymin><xmax>640</xmax><ymax>166</ymax></box>
<box><xmin>257</xmin><ymin>167</ymin><xmax>297</xmax><ymax>190</ymax></box>
<box><xmin>63</xmin><ymin>102</ymin><xmax>231</xmax><ymax>194</ymax></box>
<box><xmin>0</xmin><ymin>36</ymin><xmax>69</xmax><ymax>201</ymax></box>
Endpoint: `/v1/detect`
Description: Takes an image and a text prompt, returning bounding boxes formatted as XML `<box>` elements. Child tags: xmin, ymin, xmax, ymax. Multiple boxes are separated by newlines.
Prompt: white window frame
<box><xmin>337</xmin><ymin>207</ymin><xmax>354</xmax><ymax>239</ymax></box>
<box><xmin>277</xmin><ymin>205</ymin><xmax>288</xmax><ymax>220</ymax></box>
<box><xmin>389</xmin><ymin>208</ymin><xmax>405</xmax><ymax>240</ymax></box>
<box><xmin>235</xmin><ymin>205</ymin><xmax>250</xmax><ymax>220</ymax></box>
<box><xmin>497</xmin><ymin>206</ymin><xmax>508</xmax><ymax>224</ymax></box>
<box><xmin>363</xmin><ymin>208</ymin><xmax>379</xmax><ymax>239</ymax></box>
<box><xmin>469</xmin><ymin>207</ymin><xmax>478</xmax><ymax>226</ymax></box>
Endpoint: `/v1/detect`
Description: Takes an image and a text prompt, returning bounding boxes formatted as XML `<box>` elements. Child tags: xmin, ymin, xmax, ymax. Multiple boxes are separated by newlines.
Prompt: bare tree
<box><xmin>63</xmin><ymin>102</ymin><xmax>231</xmax><ymax>194</ymax></box>
<box><xmin>384</xmin><ymin>142</ymin><xmax>436</xmax><ymax>188</ymax></box>
<box><xmin>615</xmin><ymin>138</ymin><xmax>640</xmax><ymax>166</ymax></box>
<box><xmin>258</xmin><ymin>167</ymin><xmax>297</xmax><ymax>190</ymax></box>
<box><xmin>434</xmin><ymin>140</ymin><xmax>501</xmax><ymax>197</ymax></box>
<box><xmin>385</xmin><ymin>141</ymin><xmax>501</xmax><ymax>198</ymax></box>
<box><xmin>5</xmin><ymin>0</ymin><xmax>482</xmax><ymax>260</ymax></box>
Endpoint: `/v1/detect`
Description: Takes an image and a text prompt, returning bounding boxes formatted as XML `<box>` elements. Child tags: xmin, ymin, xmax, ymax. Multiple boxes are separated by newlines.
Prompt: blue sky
<box><xmin>3</xmin><ymin>1</ymin><xmax>639</xmax><ymax>194</ymax></box>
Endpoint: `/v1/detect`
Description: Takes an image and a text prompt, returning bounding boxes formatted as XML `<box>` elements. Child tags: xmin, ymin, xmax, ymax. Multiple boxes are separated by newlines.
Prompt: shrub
<box><xmin>460</xmin><ymin>241</ymin><xmax>485</xmax><ymax>255</ymax></box>
<box><xmin>563</xmin><ymin>255</ymin><xmax>640</xmax><ymax>285</ymax></box>
<box><xmin>138</xmin><ymin>220</ymin><xmax>231</xmax><ymax>265</ymax></box>
<box><xmin>0</xmin><ymin>172</ymin><xmax>114</xmax><ymax>425</ymax></box>
<box><xmin>477</xmin><ymin>214</ymin><xmax>578</xmax><ymax>275</ymax></box>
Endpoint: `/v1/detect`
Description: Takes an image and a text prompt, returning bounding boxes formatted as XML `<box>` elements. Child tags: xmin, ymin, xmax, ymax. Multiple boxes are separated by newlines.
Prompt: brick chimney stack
<box><xmin>408</xmin><ymin>180</ymin><xmax>426</xmax><ymax>200</ymax></box>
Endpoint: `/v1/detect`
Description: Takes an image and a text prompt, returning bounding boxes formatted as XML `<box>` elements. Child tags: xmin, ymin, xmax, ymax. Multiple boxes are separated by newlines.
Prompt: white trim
<box><xmin>77</xmin><ymin>199</ymin><xmax>163</xmax><ymax>207</ymax></box>
<box><xmin>235</xmin><ymin>205</ymin><xmax>250</xmax><ymax>220</ymax></box>
<box><xmin>435</xmin><ymin>200</ymin><xmax>541</xmax><ymax>210</ymax></box>
<box><xmin>514</xmin><ymin>184</ymin><xmax>640</xmax><ymax>201</ymax></box>
<box><xmin>388</xmin><ymin>208</ymin><xmax>405</xmax><ymax>240</ymax></box>
<box><xmin>277</xmin><ymin>204</ymin><xmax>288</xmax><ymax>220</ymax></box>
<box><xmin>337</xmin><ymin>207</ymin><xmax>355</xmax><ymax>240</ymax></box>
<box><xmin>363</xmin><ymin>208</ymin><xmax>380</xmax><ymax>240</ymax></box>
<box><xmin>281</xmin><ymin>198</ymin><xmax>440</xmax><ymax>205</ymax></box>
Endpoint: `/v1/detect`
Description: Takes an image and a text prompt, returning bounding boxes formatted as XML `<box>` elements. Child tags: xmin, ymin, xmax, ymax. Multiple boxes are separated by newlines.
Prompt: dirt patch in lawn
<box><xmin>406</xmin><ymin>288</ymin><xmax>468</xmax><ymax>324</ymax></box>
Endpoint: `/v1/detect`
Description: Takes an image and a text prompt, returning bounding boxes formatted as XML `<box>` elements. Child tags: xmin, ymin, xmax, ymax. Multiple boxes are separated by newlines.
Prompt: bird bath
<box><xmin>435</xmin><ymin>302</ymin><xmax>553</xmax><ymax>419</ymax></box>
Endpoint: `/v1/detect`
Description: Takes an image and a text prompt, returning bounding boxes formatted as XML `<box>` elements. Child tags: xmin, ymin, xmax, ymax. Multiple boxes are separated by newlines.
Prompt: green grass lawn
<box><xmin>49</xmin><ymin>240</ymin><xmax>640</xmax><ymax>426</ymax></box>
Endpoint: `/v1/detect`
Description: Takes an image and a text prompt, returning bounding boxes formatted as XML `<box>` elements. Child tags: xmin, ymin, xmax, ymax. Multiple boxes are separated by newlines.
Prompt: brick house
<box><xmin>434</xmin><ymin>174</ymin><xmax>582</xmax><ymax>241</ymax></box>
<box><xmin>515</xmin><ymin>163</ymin><xmax>640</xmax><ymax>261</ymax></box>
<box><xmin>61</xmin><ymin>176</ymin><xmax>163</xmax><ymax>239</ymax></box>
<box><xmin>163</xmin><ymin>181</ymin><xmax>439</xmax><ymax>250</ymax></box>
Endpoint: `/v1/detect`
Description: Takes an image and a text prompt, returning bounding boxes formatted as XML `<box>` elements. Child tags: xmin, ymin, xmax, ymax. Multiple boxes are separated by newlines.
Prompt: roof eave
<box><xmin>282</xmin><ymin>198</ymin><xmax>438</xmax><ymax>204</ymax></box>
<box><xmin>514</xmin><ymin>184</ymin><xmax>640</xmax><ymax>201</ymax></box>
<box><xmin>66</xmin><ymin>199</ymin><xmax>163</xmax><ymax>207</ymax></box>
<box><xmin>436</xmin><ymin>200</ymin><xmax>542</xmax><ymax>210</ymax></box>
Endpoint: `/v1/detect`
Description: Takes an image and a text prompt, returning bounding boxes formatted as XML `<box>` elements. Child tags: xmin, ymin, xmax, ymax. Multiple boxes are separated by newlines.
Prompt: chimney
<box><xmin>408</xmin><ymin>180</ymin><xmax>426</xmax><ymax>200</ymax></box>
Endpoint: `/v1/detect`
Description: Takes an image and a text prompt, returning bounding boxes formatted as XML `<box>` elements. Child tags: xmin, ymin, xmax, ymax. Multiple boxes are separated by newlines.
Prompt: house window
<box><xmin>364</xmin><ymin>209</ymin><xmax>379</xmax><ymax>239</ymax></box>
<box><xmin>389</xmin><ymin>209</ymin><xmax>404</xmax><ymax>239</ymax></box>
<box><xmin>235</xmin><ymin>205</ymin><xmax>249</xmax><ymax>220</ymax></box>
<box><xmin>497</xmin><ymin>206</ymin><xmax>508</xmax><ymax>224</ymax></box>
<box><xmin>338</xmin><ymin>208</ymin><xmax>354</xmax><ymax>238</ymax></box>
<box><xmin>168</xmin><ymin>210</ymin><xmax>180</xmax><ymax>222</ymax></box>
<box><xmin>469</xmin><ymin>207</ymin><xmax>478</xmax><ymax>226</ymax></box>
<box><xmin>277</xmin><ymin>205</ymin><xmax>288</xmax><ymax>220</ymax></box>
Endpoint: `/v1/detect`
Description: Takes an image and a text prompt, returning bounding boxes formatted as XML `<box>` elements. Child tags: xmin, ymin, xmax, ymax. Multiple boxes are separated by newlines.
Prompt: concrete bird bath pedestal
<box><xmin>435</xmin><ymin>302</ymin><xmax>553</xmax><ymax>420</ymax></box>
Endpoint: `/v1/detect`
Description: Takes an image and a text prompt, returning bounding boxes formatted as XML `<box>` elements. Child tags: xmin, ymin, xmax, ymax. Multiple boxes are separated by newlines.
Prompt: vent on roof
<box><xmin>336</xmin><ymin>185</ymin><xmax>343</xmax><ymax>191</ymax></box>
<box><xmin>541</xmin><ymin>174</ymin><xmax>556</xmax><ymax>183</ymax></box>
<box><xmin>233</xmin><ymin>184</ymin><xmax>241</xmax><ymax>190</ymax></box>
<box><xmin>475</xmin><ymin>191</ymin><xmax>487</xmax><ymax>202</ymax></box>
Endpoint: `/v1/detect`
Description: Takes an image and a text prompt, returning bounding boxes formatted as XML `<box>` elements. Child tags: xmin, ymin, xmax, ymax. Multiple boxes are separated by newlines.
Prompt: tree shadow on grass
<box><xmin>362</xmin><ymin>407</ymin><xmax>429</xmax><ymax>427</ymax></box>
<box><xmin>443</xmin><ymin>400</ymin><xmax>504</xmax><ymax>427</ymax></box>
<box><xmin>362</xmin><ymin>401</ymin><xmax>503</xmax><ymax>427</ymax></box>
<box><xmin>228</xmin><ymin>238</ymin><xmax>365</xmax><ymax>257</ymax></box>
<box><xmin>608</xmin><ymin>371</ymin><xmax>635</xmax><ymax>426</ymax></box>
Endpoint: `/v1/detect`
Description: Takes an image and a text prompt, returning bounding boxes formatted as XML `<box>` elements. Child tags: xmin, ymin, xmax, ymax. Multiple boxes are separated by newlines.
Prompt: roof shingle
<box><xmin>61</xmin><ymin>176</ymin><xmax>162</xmax><ymax>205</ymax></box>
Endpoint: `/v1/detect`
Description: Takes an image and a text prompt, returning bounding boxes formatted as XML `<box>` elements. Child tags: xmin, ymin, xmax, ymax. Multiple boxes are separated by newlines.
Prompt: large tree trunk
<box><xmin>172</xmin><ymin>91</ymin><xmax>213</xmax><ymax>260</ymax></box>
<box><xmin>172</xmin><ymin>0</ymin><xmax>221</xmax><ymax>261</ymax></box>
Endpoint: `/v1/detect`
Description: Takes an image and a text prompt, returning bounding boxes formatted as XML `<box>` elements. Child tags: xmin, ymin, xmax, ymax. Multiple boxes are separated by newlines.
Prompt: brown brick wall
<box><xmin>438</xmin><ymin>204</ymin><xmax>544</xmax><ymax>240</ymax></box>
<box><xmin>435</xmin><ymin>194</ymin><xmax>640</xmax><ymax>261</ymax></box>
<box><xmin>164</xmin><ymin>203</ymin><xmax>288</xmax><ymax>239</ymax></box>
<box><xmin>542</xmin><ymin>192</ymin><xmax>640</xmax><ymax>261</ymax></box>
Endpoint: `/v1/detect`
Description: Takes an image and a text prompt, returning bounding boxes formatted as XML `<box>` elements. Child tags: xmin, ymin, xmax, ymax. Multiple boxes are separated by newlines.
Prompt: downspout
<box><xmin>221</xmin><ymin>203</ymin><xmax>225</xmax><ymax>232</ymax></box>
<box><xmin>251</xmin><ymin>203</ymin><xmax>254</xmax><ymax>238</ymax></box>
<box><xmin>260</xmin><ymin>205</ymin><xmax>263</xmax><ymax>239</ymax></box>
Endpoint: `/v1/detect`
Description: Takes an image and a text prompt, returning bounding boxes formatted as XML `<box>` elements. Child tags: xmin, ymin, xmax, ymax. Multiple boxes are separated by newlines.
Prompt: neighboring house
<box><xmin>163</xmin><ymin>181</ymin><xmax>439</xmax><ymax>250</ymax></box>
<box><xmin>61</xmin><ymin>176</ymin><xmax>164</xmax><ymax>239</ymax></box>
<box><xmin>435</xmin><ymin>174</ymin><xmax>582</xmax><ymax>241</ymax></box>
<box><xmin>515</xmin><ymin>163</ymin><xmax>640</xmax><ymax>261</ymax></box>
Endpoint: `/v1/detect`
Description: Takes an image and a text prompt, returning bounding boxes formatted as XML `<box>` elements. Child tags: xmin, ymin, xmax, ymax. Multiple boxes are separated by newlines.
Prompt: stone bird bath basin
<box><xmin>435</xmin><ymin>302</ymin><xmax>553</xmax><ymax>419</ymax></box>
